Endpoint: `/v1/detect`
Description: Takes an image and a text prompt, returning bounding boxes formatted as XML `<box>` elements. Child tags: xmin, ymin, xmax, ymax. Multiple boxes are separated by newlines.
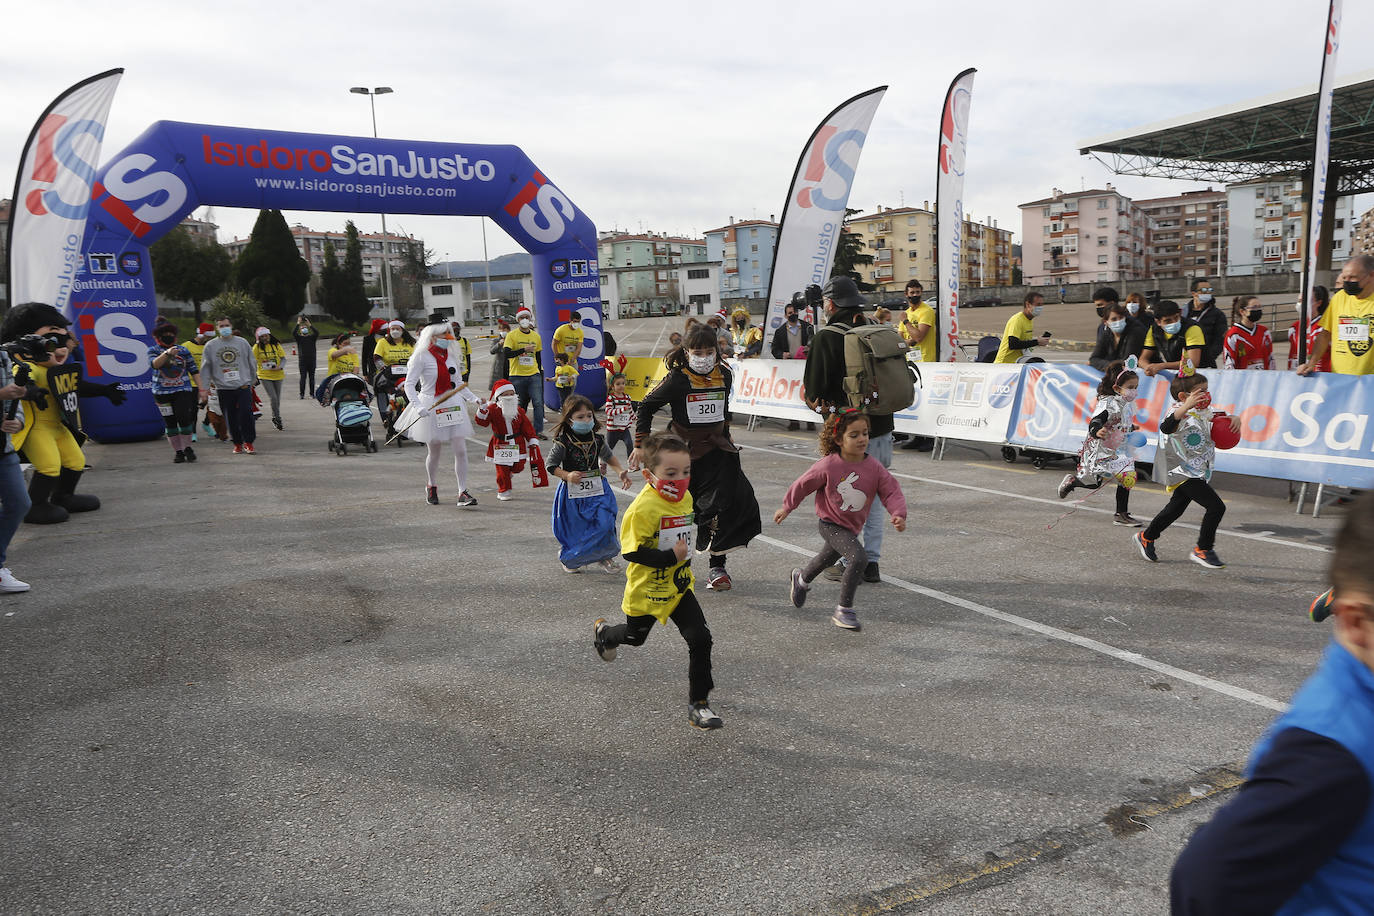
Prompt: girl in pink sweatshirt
<box><xmin>774</xmin><ymin>410</ymin><xmax>907</xmax><ymax>632</ymax></box>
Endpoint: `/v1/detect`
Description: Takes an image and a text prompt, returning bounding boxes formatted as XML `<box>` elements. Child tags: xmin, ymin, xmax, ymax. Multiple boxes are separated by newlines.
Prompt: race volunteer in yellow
<box><xmin>899</xmin><ymin>279</ymin><xmax>937</xmax><ymax>362</ymax></box>
<box><xmin>551</xmin><ymin>314</ymin><xmax>584</xmax><ymax>362</ymax></box>
<box><xmin>252</xmin><ymin>326</ymin><xmax>287</xmax><ymax>430</ymax></box>
<box><xmin>373</xmin><ymin>320</ymin><xmax>416</xmax><ymax>375</ymax></box>
<box><xmin>327</xmin><ymin>333</ymin><xmax>359</xmax><ymax>376</ymax></box>
<box><xmin>994</xmin><ymin>292</ymin><xmax>1052</xmax><ymax>364</ymax></box>
<box><xmin>1299</xmin><ymin>254</ymin><xmax>1374</xmax><ymax>376</ymax></box>
<box><xmin>1140</xmin><ymin>299</ymin><xmax>1206</xmax><ymax>377</ymax></box>
<box><xmin>503</xmin><ymin>306</ymin><xmax>546</xmax><ymax>436</ymax></box>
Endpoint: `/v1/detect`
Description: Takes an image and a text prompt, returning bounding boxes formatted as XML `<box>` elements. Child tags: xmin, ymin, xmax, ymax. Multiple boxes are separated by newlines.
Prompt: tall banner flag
<box><xmin>935</xmin><ymin>68</ymin><xmax>976</xmax><ymax>362</ymax></box>
<box><xmin>1299</xmin><ymin>0</ymin><xmax>1341</xmax><ymax>363</ymax></box>
<box><xmin>763</xmin><ymin>87</ymin><xmax>887</xmax><ymax>335</ymax></box>
<box><xmin>6</xmin><ymin>69</ymin><xmax>124</xmax><ymax>316</ymax></box>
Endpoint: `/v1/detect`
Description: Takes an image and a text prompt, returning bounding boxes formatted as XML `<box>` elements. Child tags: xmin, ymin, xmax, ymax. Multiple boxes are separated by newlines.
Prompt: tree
<box><xmin>149</xmin><ymin>227</ymin><xmax>232</xmax><ymax>322</ymax></box>
<box><xmin>232</xmin><ymin>209</ymin><xmax>310</xmax><ymax>328</ymax></box>
<box><xmin>333</xmin><ymin>221</ymin><xmax>371</xmax><ymax>327</ymax></box>
<box><xmin>206</xmin><ymin>289</ymin><xmax>265</xmax><ymax>334</ymax></box>
<box><xmin>393</xmin><ymin>238</ymin><xmax>436</xmax><ymax>322</ymax></box>
<box><xmin>318</xmin><ymin>239</ymin><xmax>343</xmax><ymax>320</ymax></box>
<box><xmin>832</xmin><ymin>209</ymin><xmax>876</xmax><ymax>292</ymax></box>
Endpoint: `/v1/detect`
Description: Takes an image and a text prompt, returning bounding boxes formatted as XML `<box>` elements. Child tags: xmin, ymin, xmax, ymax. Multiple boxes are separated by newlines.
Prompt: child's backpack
<box><xmin>821</xmin><ymin>322</ymin><xmax>917</xmax><ymax>415</ymax></box>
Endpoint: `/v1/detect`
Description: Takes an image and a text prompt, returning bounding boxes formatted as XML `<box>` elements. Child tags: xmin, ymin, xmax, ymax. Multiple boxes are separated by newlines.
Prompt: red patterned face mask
<box><xmin>1195</xmin><ymin>392</ymin><xmax>1212</xmax><ymax>410</ymax></box>
<box><xmin>651</xmin><ymin>475</ymin><xmax>690</xmax><ymax>502</ymax></box>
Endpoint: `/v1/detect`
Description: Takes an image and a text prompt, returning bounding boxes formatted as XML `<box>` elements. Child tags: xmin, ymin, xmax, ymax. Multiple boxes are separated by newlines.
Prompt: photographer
<box><xmin>0</xmin><ymin>343</ymin><xmax>32</xmax><ymax>592</ymax></box>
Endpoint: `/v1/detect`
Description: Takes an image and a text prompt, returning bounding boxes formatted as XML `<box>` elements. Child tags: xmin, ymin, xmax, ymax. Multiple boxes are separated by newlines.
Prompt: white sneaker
<box><xmin>598</xmin><ymin>558</ymin><xmax>620</xmax><ymax>573</ymax></box>
<box><xmin>0</xmin><ymin>567</ymin><xmax>31</xmax><ymax>593</ymax></box>
<box><xmin>497</xmin><ymin>491</ymin><xmax>513</xmax><ymax>501</ymax></box>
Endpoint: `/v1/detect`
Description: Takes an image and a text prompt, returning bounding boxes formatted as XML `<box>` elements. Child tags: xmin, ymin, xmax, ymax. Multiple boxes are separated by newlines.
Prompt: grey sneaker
<box><xmin>1057</xmin><ymin>473</ymin><xmax>1077</xmax><ymax>500</ymax></box>
<box><xmin>593</xmin><ymin>618</ymin><xmax>616</xmax><ymax>662</ymax></box>
<box><xmin>455</xmin><ymin>491</ymin><xmax>478</xmax><ymax>507</ymax></box>
<box><xmin>832</xmin><ymin>607</ymin><xmax>861</xmax><ymax>631</ymax></box>
<box><xmin>821</xmin><ymin>563</ymin><xmax>845</xmax><ymax>582</ymax></box>
<box><xmin>789</xmin><ymin>568</ymin><xmax>809</xmax><ymax>608</ymax></box>
<box><xmin>1113</xmin><ymin>512</ymin><xmax>1141</xmax><ymax>527</ymax></box>
<box><xmin>688</xmin><ymin>702</ymin><xmax>723</xmax><ymax>730</ymax></box>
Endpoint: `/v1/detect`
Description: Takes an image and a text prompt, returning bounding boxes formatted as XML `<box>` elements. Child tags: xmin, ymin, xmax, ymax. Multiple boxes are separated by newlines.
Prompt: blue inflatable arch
<box><xmin>72</xmin><ymin>120</ymin><xmax>603</xmax><ymax>442</ymax></box>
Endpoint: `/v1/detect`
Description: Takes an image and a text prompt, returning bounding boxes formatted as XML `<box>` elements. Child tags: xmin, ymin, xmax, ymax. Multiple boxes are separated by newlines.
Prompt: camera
<box><xmin>804</xmin><ymin>284</ymin><xmax>824</xmax><ymax>308</ymax></box>
<box><xmin>1</xmin><ymin>334</ymin><xmax>59</xmax><ymax>364</ymax></box>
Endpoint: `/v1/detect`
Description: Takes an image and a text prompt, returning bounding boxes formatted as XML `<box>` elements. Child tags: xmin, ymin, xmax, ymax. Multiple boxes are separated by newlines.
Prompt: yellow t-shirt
<box><xmin>181</xmin><ymin>338</ymin><xmax>207</xmax><ymax>388</ymax></box>
<box><xmin>1319</xmin><ymin>289</ymin><xmax>1374</xmax><ymax>375</ymax></box>
<box><xmin>554</xmin><ymin>364</ymin><xmax>578</xmax><ymax>389</ymax></box>
<box><xmin>1143</xmin><ymin>324</ymin><xmax>1207</xmax><ymax>355</ymax></box>
<box><xmin>504</xmin><ymin>328</ymin><xmax>542</xmax><ymax>377</ymax></box>
<box><xmin>253</xmin><ymin>342</ymin><xmax>286</xmax><ymax>381</ymax></box>
<box><xmin>373</xmin><ymin>338</ymin><xmax>414</xmax><ymax>367</ymax></box>
<box><xmin>994</xmin><ymin>312</ymin><xmax>1035</xmax><ymax>364</ymax></box>
<box><xmin>903</xmin><ymin>303</ymin><xmax>937</xmax><ymax>362</ymax></box>
<box><xmin>328</xmin><ymin>348</ymin><xmax>359</xmax><ymax>376</ymax></box>
<box><xmin>620</xmin><ymin>485</ymin><xmax>695</xmax><ymax>623</ymax></box>
<box><xmin>552</xmin><ymin>323</ymin><xmax>584</xmax><ymax>358</ymax></box>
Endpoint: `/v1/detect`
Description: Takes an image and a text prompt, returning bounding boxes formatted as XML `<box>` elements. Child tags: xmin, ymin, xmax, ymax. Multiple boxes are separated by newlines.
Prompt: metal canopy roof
<box><xmin>1078</xmin><ymin>70</ymin><xmax>1374</xmax><ymax>194</ymax></box>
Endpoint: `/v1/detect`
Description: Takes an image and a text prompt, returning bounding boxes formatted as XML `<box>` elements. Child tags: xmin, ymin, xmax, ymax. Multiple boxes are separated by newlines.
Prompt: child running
<box><xmin>774</xmin><ymin>410</ymin><xmax>907</xmax><ymax>631</ymax></box>
<box><xmin>594</xmin><ymin>432</ymin><xmax>723</xmax><ymax>731</ymax></box>
<box><xmin>548</xmin><ymin>351</ymin><xmax>579</xmax><ymax>413</ymax></box>
<box><xmin>1057</xmin><ymin>358</ymin><xmax>1142</xmax><ymax>526</ymax></box>
<box><xmin>548</xmin><ymin>394</ymin><xmax>633</xmax><ymax>573</ymax></box>
<box><xmin>1136</xmin><ymin>367</ymin><xmax>1241</xmax><ymax>569</ymax></box>
<box><xmin>603</xmin><ymin>373</ymin><xmax>636</xmax><ymax>459</ymax></box>
<box><xmin>632</xmin><ymin>324</ymin><xmax>762</xmax><ymax>591</ymax></box>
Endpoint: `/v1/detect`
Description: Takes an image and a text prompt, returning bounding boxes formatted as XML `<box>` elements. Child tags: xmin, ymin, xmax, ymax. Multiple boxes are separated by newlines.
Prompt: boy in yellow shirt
<box><xmin>548</xmin><ymin>352</ymin><xmax>580</xmax><ymax>412</ymax></box>
<box><xmin>593</xmin><ymin>432</ymin><xmax>722</xmax><ymax>730</ymax></box>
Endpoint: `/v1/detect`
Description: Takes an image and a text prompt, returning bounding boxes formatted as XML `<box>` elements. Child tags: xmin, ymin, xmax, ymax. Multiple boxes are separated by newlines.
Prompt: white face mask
<box><xmin>389</xmin><ymin>330</ymin><xmax>402</xmax><ymax>339</ymax></box>
<box><xmin>687</xmin><ymin>353</ymin><xmax>717</xmax><ymax>374</ymax></box>
<box><xmin>1126</xmin><ymin>302</ymin><xmax>1140</xmax><ymax>315</ymax></box>
<box><xmin>497</xmin><ymin>396</ymin><xmax>518</xmax><ymax>414</ymax></box>
<box><xmin>519</xmin><ymin>318</ymin><xmax>532</xmax><ymax>330</ymax></box>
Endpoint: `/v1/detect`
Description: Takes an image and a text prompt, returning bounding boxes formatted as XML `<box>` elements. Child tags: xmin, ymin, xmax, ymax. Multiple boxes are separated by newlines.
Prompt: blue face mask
<box><xmin>571</xmin><ymin>419</ymin><xmax>594</xmax><ymax>435</ymax></box>
<box><xmin>217</xmin><ymin>326</ymin><xmax>232</xmax><ymax>337</ymax></box>
<box><xmin>1162</xmin><ymin>321</ymin><xmax>1181</xmax><ymax>335</ymax></box>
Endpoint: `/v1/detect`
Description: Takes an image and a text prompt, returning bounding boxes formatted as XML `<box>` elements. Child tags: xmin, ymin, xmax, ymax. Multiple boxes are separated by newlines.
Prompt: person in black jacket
<box><xmin>292</xmin><ymin>316</ymin><xmax>320</xmax><ymax>398</ymax></box>
<box><xmin>770</xmin><ymin>296</ymin><xmax>814</xmax><ymax>359</ymax></box>
<box><xmin>1185</xmin><ymin>278</ymin><xmax>1227</xmax><ymax>368</ymax></box>
<box><xmin>1089</xmin><ymin>303</ymin><xmax>1146</xmax><ymax>371</ymax></box>
<box><xmin>802</xmin><ymin>276</ymin><xmax>893</xmax><ymax>584</ymax></box>
<box><xmin>1141</xmin><ymin>300</ymin><xmax>1205</xmax><ymax>377</ymax></box>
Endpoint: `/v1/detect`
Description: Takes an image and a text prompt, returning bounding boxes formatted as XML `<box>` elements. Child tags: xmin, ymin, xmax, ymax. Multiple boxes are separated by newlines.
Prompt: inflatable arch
<box><xmin>70</xmin><ymin>121</ymin><xmax>604</xmax><ymax>442</ymax></box>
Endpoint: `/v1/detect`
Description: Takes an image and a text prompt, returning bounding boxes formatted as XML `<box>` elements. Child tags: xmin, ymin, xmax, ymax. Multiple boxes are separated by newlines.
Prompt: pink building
<box><xmin>1019</xmin><ymin>184</ymin><xmax>1148</xmax><ymax>286</ymax></box>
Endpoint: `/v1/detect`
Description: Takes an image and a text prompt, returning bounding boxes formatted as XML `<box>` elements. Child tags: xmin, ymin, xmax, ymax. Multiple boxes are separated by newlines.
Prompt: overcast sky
<box><xmin>5</xmin><ymin>0</ymin><xmax>1371</xmax><ymax>266</ymax></box>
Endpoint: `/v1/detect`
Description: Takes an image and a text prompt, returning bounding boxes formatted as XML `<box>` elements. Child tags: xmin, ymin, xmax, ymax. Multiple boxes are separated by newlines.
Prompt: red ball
<box><xmin>1211</xmin><ymin>413</ymin><xmax>1241</xmax><ymax>450</ymax></box>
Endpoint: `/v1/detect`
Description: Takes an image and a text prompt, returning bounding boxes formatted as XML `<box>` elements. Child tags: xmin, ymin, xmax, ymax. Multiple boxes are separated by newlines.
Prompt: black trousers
<box><xmin>297</xmin><ymin>357</ymin><xmax>316</xmax><ymax>397</ymax></box>
<box><xmin>1144</xmin><ymin>478</ymin><xmax>1225</xmax><ymax>550</ymax></box>
<box><xmin>217</xmin><ymin>387</ymin><xmax>256</xmax><ymax>445</ymax></box>
<box><xmin>155</xmin><ymin>390</ymin><xmax>197</xmax><ymax>436</ymax></box>
<box><xmin>602</xmin><ymin>590</ymin><xmax>713</xmax><ymax>703</ymax></box>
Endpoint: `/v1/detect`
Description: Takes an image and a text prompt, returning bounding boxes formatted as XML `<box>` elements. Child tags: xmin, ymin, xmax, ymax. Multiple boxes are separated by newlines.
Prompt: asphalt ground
<box><xmin>0</xmin><ymin>317</ymin><xmax>1339</xmax><ymax>915</ymax></box>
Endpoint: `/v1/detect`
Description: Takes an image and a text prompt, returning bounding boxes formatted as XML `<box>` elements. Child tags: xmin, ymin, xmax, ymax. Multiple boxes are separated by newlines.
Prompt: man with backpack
<box><xmin>803</xmin><ymin>275</ymin><xmax>913</xmax><ymax>584</ymax></box>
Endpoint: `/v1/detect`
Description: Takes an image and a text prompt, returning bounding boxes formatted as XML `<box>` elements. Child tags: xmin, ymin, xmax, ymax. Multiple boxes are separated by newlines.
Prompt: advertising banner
<box><xmin>935</xmin><ymin>69</ymin><xmax>976</xmax><ymax>363</ymax></box>
<box><xmin>1299</xmin><ymin>0</ymin><xmax>1342</xmax><ymax>360</ymax></box>
<box><xmin>762</xmin><ymin>87</ymin><xmax>887</xmax><ymax>338</ymax></box>
<box><xmin>619</xmin><ymin>356</ymin><xmax>670</xmax><ymax>402</ymax></box>
<box><xmin>6</xmin><ymin>69</ymin><xmax>123</xmax><ymax>315</ymax></box>
<box><xmin>70</xmin><ymin>120</ymin><xmax>600</xmax><ymax>441</ymax></box>
<box><xmin>728</xmin><ymin>358</ymin><xmax>823</xmax><ymax>424</ymax></box>
<box><xmin>892</xmin><ymin>362</ymin><xmax>1021</xmax><ymax>443</ymax></box>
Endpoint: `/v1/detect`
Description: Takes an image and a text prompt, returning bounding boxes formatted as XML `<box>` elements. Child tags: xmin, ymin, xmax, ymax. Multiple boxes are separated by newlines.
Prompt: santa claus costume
<box><xmin>398</xmin><ymin>315</ymin><xmax>481</xmax><ymax>507</ymax></box>
<box><xmin>475</xmin><ymin>379</ymin><xmax>538</xmax><ymax>500</ymax></box>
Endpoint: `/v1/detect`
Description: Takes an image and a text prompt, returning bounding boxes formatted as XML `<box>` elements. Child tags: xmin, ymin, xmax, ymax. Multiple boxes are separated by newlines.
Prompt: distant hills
<box><xmin>433</xmin><ymin>253</ymin><xmax>532</xmax><ymax>280</ymax></box>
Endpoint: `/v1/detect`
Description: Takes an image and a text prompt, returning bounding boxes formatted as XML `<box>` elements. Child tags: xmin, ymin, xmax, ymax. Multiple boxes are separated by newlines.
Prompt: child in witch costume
<box><xmin>632</xmin><ymin>323</ymin><xmax>762</xmax><ymax>590</ymax></box>
<box><xmin>0</xmin><ymin>303</ymin><xmax>126</xmax><ymax>524</ymax></box>
<box><xmin>474</xmin><ymin>379</ymin><xmax>547</xmax><ymax>501</ymax></box>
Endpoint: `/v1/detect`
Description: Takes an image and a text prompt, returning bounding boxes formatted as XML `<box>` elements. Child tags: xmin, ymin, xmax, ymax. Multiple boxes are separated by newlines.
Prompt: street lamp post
<box><xmin>350</xmin><ymin>86</ymin><xmax>394</xmax><ymax>320</ymax></box>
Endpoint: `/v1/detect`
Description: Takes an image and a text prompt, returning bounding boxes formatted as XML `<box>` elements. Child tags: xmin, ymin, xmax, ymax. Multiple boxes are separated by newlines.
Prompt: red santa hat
<box><xmin>369</xmin><ymin>318</ymin><xmax>387</xmax><ymax>334</ymax></box>
<box><xmin>196</xmin><ymin>322</ymin><xmax>215</xmax><ymax>335</ymax></box>
<box><xmin>516</xmin><ymin>307</ymin><xmax>532</xmax><ymax>321</ymax></box>
<box><xmin>491</xmin><ymin>379</ymin><xmax>515</xmax><ymax>400</ymax></box>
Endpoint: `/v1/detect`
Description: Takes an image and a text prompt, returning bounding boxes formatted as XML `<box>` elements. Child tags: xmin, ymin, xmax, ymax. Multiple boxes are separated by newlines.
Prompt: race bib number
<box><xmin>564</xmin><ymin>344</ymin><xmax>577</xmax><ymax>355</ymax></box>
<box><xmin>684</xmin><ymin>391</ymin><xmax>725</xmax><ymax>424</ymax></box>
<box><xmin>206</xmin><ymin>393</ymin><xmax>220</xmax><ymax>413</ymax></box>
<box><xmin>493</xmin><ymin>446</ymin><xmax>520</xmax><ymax>465</ymax></box>
<box><xmin>262</xmin><ymin>360</ymin><xmax>280</xmax><ymax>371</ymax></box>
<box><xmin>517</xmin><ymin>355</ymin><xmax>535</xmax><ymax>369</ymax></box>
<box><xmin>657</xmin><ymin>513</ymin><xmax>695</xmax><ymax>552</ymax></box>
<box><xmin>390</xmin><ymin>364</ymin><xmax>407</xmax><ymax>376</ymax></box>
<box><xmin>1337</xmin><ymin>317</ymin><xmax>1369</xmax><ymax>342</ymax></box>
<box><xmin>570</xmin><ymin>473</ymin><xmax>604</xmax><ymax>499</ymax></box>
<box><xmin>434</xmin><ymin>406</ymin><xmax>463</xmax><ymax>428</ymax></box>
<box><xmin>222</xmin><ymin>368</ymin><xmax>242</xmax><ymax>385</ymax></box>
<box><xmin>157</xmin><ymin>402</ymin><xmax>173</xmax><ymax>417</ymax></box>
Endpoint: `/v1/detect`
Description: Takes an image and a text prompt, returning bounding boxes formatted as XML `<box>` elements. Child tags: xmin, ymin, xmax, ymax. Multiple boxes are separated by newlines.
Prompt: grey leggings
<box><xmin>261</xmin><ymin>378</ymin><xmax>282</xmax><ymax>420</ymax></box>
<box><xmin>802</xmin><ymin>519</ymin><xmax>868</xmax><ymax>609</ymax></box>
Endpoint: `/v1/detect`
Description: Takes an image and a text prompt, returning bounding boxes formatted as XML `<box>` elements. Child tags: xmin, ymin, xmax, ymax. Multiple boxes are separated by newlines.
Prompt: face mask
<box><xmin>1196</xmin><ymin>293</ymin><xmax>1213</xmax><ymax>305</ymax></box>
<box><xmin>1031</xmin><ymin>305</ymin><xmax>1044</xmax><ymax>317</ymax></box>
<box><xmin>1106</xmin><ymin>319</ymin><xmax>1126</xmax><ymax>334</ymax></box>
<box><xmin>787</xmin><ymin>314</ymin><xmax>798</xmax><ymax>324</ymax></box>
<box><xmin>519</xmin><ymin>318</ymin><xmax>532</xmax><ymax>330</ymax></box>
<box><xmin>907</xmin><ymin>294</ymin><xmax>922</xmax><ymax>303</ymax></box>
<box><xmin>390</xmin><ymin>330</ymin><xmax>402</xmax><ymax>339</ymax></box>
<box><xmin>1126</xmin><ymin>302</ymin><xmax>1140</xmax><ymax>315</ymax></box>
<box><xmin>1095</xmin><ymin>306</ymin><xmax>1108</xmax><ymax>319</ymax></box>
<box><xmin>1162</xmin><ymin>321</ymin><xmax>1181</xmax><ymax>335</ymax></box>
<box><xmin>1194</xmin><ymin>392</ymin><xmax>1212</xmax><ymax>410</ymax></box>
<box><xmin>1343</xmin><ymin>280</ymin><xmax>1364</xmax><ymax>297</ymax></box>
<box><xmin>687</xmin><ymin>353</ymin><xmax>716</xmax><ymax>374</ymax></box>
<box><xmin>157</xmin><ymin>336</ymin><xmax>176</xmax><ymax>347</ymax></box>
<box><xmin>497</xmin><ymin>396</ymin><xmax>517</xmax><ymax>414</ymax></box>
<box><xmin>1246</xmin><ymin>309</ymin><xmax>1263</xmax><ymax>323</ymax></box>
<box><xmin>217</xmin><ymin>327</ymin><xmax>232</xmax><ymax>337</ymax></box>
<box><xmin>651</xmin><ymin>474</ymin><xmax>690</xmax><ymax>502</ymax></box>
<box><xmin>570</xmin><ymin>419</ymin><xmax>594</xmax><ymax>435</ymax></box>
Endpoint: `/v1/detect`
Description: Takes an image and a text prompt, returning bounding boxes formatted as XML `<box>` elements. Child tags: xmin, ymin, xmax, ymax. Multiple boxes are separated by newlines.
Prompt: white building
<box><xmin>423</xmin><ymin>274</ymin><xmax>535</xmax><ymax>325</ymax></box>
<box><xmin>599</xmin><ymin>262</ymin><xmax>721</xmax><ymax>319</ymax></box>
<box><xmin>1018</xmin><ymin>184</ymin><xmax>1148</xmax><ymax>286</ymax></box>
<box><xmin>1225</xmin><ymin>177</ymin><xmax>1354</xmax><ymax>276</ymax></box>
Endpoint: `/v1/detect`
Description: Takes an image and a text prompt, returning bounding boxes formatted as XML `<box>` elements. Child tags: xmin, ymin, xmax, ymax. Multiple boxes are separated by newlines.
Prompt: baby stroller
<box><xmin>323</xmin><ymin>373</ymin><xmax>378</xmax><ymax>456</ymax></box>
<box><xmin>372</xmin><ymin>363</ymin><xmax>410</xmax><ymax>446</ymax></box>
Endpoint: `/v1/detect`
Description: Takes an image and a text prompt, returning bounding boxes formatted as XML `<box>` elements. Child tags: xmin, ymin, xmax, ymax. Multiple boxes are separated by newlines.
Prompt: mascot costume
<box><xmin>0</xmin><ymin>303</ymin><xmax>126</xmax><ymax>524</ymax></box>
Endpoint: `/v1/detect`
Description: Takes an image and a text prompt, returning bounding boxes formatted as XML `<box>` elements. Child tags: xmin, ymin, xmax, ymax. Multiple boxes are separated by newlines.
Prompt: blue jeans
<box><xmin>859</xmin><ymin>431</ymin><xmax>893</xmax><ymax>563</ymax></box>
<box><xmin>510</xmin><ymin>374</ymin><xmax>544</xmax><ymax>434</ymax></box>
<box><xmin>0</xmin><ymin>451</ymin><xmax>31</xmax><ymax>567</ymax></box>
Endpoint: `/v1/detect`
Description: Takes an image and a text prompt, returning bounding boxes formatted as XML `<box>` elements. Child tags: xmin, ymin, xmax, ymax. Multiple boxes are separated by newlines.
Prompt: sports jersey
<box><xmin>552</xmin><ymin>323</ymin><xmax>584</xmax><ymax>358</ymax></box>
<box><xmin>328</xmin><ymin>348</ymin><xmax>359</xmax><ymax>376</ymax></box>
<box><xmin>994</xmin><ymin>312</ymin><xmax>1035</xmax><ymax>364</ymax></box>
<box><xmin>1221</xmin><ymin>323</ymin><xmax>1274</xmax><ymax>370</ymax></box>
<box><xmin>554</xmin><ymin>364</ymin><xmax>578</xmax><ymax>389</ymax></box>
<box><xmin>253</xmin><ymin>342</ymin><xmax>286</xmax><ymax>381</ymax></box>
<box><xmin>503</xmin><ymin>328</ymin><xmax>542</xmax><ymax>377</ymax></box>
<box><xmin>902</xmin><ymin>303</ymin><xmax>937</xmax><ymax>362</ymax></box>
<box><xmin>1319</xmin><ymin>288</ymin><xmax>1374</xmax><ymax>375</ymax></box>
<box><xmin>373</xmin><ymin>338</ymin><xmax>414</xmax><ymax>367</ymax></box>
<box><xmin>620</xmin><ymin>484</ymin><xmax>694</xmax><ymax>623</ymax></box>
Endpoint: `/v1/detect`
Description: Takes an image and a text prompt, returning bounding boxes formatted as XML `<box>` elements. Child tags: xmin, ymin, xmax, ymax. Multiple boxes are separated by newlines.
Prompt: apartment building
<box><xmin>1350</xmin><ymin>204</ymin><xmax>1374</xmax><ymax>258</ymax></box>
<box><xmin>1018</xmin><ymin>185</ymin><xmax>1148</xmax><ymax>286</ymax></box>
<box><xmin>223</xmin><ymin>224</ymin><xmax>417</xmax><ymax>290</ymax></box>
<box><xmin>843</xmin><ymin>206</ymin><xmax>935</xmax><ymax>293</ymax></box>
<box><xmin>1225</xmin><ymin>177</ymin><xmax>1354</xmax><ymax>275</ymax></box>
<box><xmin>1134</xmin><ymin>188</ymin><xmax>1227</xmax><ymax>279</ymax></box>
<box><xmin>703</xmin><ymin>217</ymin><xmax>779</xmax><ymax>304</ymax></box>
<box><xmin>595</xmin><ymin>231</ymin><xmax>711</xmax><ymax>317</ymax></box>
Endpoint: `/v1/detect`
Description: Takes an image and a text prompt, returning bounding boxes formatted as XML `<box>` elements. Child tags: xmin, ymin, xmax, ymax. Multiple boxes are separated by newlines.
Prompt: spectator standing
<box><xmin>899</xmin><ymin>280</ymin><xmax>937</xmax><ymax>363</ymax></box>
<box><xmin>449</xmin><ymin>319</ymin><xmax>472</xmax><ymax>383</ymax></box>
<box><xmin>802</xmin><ymin>276</ymin><xmax>894</xmax><ymax>583</ymax></box>
<box><xmin>1140</xmin><ymin>300</ymin><xmax>1204</xmax><ymax>377</ymax></box>
<box><xmin>1289</xmin><ymin>285</ymin><xmax>1331</xmax><ymax>371</ymax></box>
<box><xmin>993</xmin><ymin>292</ymin><xmax>1051</xmax><ymax>364</ymax></box>
<box><xmin>361</xmin><ymin>318</ymin><xmax>385</xmax><ymax>377</ymax></box>
<box><xmin>772</xmin><ymin>297</ymin><xmax>816</xmax><ymax>431</ymax></box>
<box><xmin>503</xmin><ymin>307</ymin><xmax>546</xmax><ymax>436</ymax></box>
<box><xmin>1222</xmin><ymin>296</ymin><xmax>1274</xmax><ymax>370</ymax></box>
<box><xmin>0</xmin><ymin>350</ymin><xmax>32</xmax><ymax>592</ymax></box>
<box><xmin>1299</xmin><ymin>256</ymin><xmax>1374</xmax><ymax>376</ymax></box>
<box><xmin>292</xmin><ymin>316</ymin><xmax>319</xmax><ymax>398</ymax></box>
<box><xmin>730</xmin><ymin>306</ymin><xmax>764</xmax><ymax>357</ymax></box>
<box><xmin>201</xmin><ymin>318</ymin><xmax>259</xmax><ymax>454</ymax></box>
<box><xmin>1089</xmin><ymin>303</ymin><xmax>1146</xmax><ymax>371</ymax></box>
<box><xmin>1185</xmin><ymin>278</ymin><xmax>1227</xmax><ymax>368</ymax></box>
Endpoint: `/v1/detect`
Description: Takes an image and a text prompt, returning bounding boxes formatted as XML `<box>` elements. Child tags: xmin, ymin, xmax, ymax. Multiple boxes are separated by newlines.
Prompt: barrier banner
<box><xmin>619</xmin><ymin>357</ymin><xmax>670</xmax><ymax>402</ymax></box>
<box><xmin>893</xmin><ymin>362</ymin><xmax>1021</xmax><ymax>443</ymax></box>
<box><xmin>1007</xmin><ymin>364</ymin><xmax>1374</xmax><ymax>488</ymax></box>
<box><xmin>728</xmin><ymin>358</ymin><xmax>822</xmax><ymax>424</ymax></box>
